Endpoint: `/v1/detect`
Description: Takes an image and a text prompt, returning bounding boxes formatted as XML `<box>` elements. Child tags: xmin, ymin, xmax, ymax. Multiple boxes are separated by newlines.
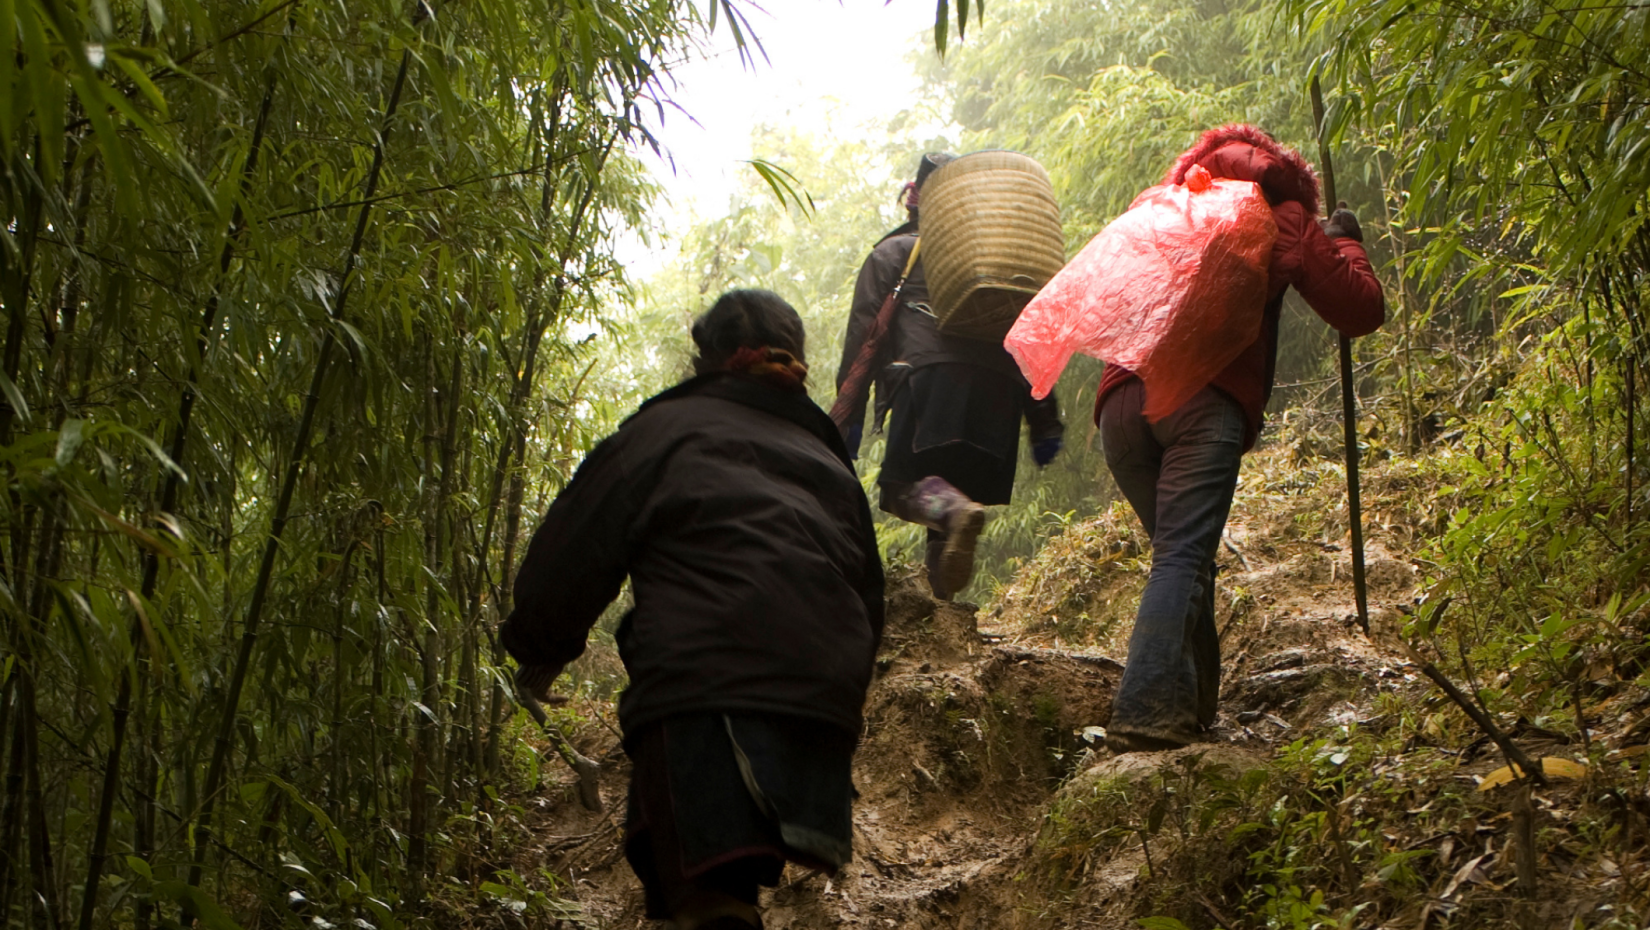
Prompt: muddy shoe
<box><xmin>1105</xmin><ymin>724</ymin><xmax>1196</xmax><ymax>754</ymax></box>
<box><xmin>936</xmin><ymin>502</ymin><xmax>986</xmax><ymax>597</ymax></box>
<box><xmin>925</xmin><ymin>536</ymin><xmax>951</xmax><ymax>600</ymax></box>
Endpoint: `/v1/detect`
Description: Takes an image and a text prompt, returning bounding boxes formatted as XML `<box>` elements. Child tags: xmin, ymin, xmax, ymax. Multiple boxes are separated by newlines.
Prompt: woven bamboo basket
<box><xmin>920</xmin><ymin>151</ymin><xmax>1066</xmax><ymax>341</ymax></box>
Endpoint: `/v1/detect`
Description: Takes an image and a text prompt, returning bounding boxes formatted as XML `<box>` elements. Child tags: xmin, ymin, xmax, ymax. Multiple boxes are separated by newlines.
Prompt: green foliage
<box><xmin>0</xmin><ymin>1</ymin><xmax>735</xmax><ymax>926</ymax></box>
<box><xmin>1290</xmin><ymin>0</ymin><xmax>1650</xmax><ymax>446</ymax></box>
<box><xmin>635</xmin><ymin>117</ymin><xmax>944</xmax><ymax>386</ymax></box>
<box><xmin>1409</xmin><ymin>313</ymin><xmax>1650</xmax><ymax>730</ymax></box>
<box><xmin>1296</xmin><ymin>0</ymin><xmax>1650</xmax><ymax>291</ymax></box>
<box><xmin>929</xmin><ymin>0</ymin><xmax>1326</xmax><ymax>240</ymax></box>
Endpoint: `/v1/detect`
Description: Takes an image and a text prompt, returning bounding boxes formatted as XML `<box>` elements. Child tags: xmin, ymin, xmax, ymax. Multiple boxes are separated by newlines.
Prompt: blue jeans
<box><xmin>1099</xmin><ymin>381</ymin><xmax>1245</xmax><ymax>739</ymax></box>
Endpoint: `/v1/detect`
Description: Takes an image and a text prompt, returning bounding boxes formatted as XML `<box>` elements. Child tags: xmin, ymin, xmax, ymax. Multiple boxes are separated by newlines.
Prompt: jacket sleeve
<box><xmin>836</xmin><ymin>243</ymin><xmax>904</xmax><ymax>392</ymax></box>
<box><xmin>855</xmin><ymin>498</ymin><xmax>886</xmax><ymax>657</ymax></box>
<box><xmin>498</xmin><ymin>434</ymin><xmax>638</xmax><ymax>669</ymax></box>
<box><xmin>1283</xmin><ymin>204</ymin><xmax>1386</xmax><ymax>337</ymax></box>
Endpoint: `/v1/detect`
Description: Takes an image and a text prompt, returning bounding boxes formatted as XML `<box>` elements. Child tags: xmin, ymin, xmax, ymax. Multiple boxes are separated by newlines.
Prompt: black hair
<box><xmin>915</xmin><ymin>151</ymin><xmax>956</xmax><ymax>189</ymax></box>
<box><xmin>690</xmin><ymin>289</ymin><xmax>807</xmax><ymax>374</ymax></box>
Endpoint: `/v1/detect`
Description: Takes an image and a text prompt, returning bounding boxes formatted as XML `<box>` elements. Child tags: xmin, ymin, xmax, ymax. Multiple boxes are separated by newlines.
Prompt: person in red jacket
<box><xmin>1099</xmin><ymin>124</ymin><xmax>1384</xmax><ymax>753</ymax></box>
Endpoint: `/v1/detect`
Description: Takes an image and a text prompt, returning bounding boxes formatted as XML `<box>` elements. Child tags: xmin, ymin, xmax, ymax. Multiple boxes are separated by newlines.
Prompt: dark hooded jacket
<box><xmin>839</xmin><ymin>231</ymin><xmax>1028</xmax><ymax>382</ymax></box>
<box><xmin>1096</xmin><ymin>124</ymin><xmax>1386</xmax><ymax>449</ymax></box>
<box><xmin>499</xmin><ymin>372</ymin><xmax>885</xmax><ymax>738</ymax></box>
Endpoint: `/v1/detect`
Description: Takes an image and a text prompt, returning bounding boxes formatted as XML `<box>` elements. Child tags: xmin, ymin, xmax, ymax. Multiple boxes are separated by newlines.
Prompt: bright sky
<box><xmin>625</xmin><ymin>1</ymin><xmax>952</xmax><ymax>270</ymax></box>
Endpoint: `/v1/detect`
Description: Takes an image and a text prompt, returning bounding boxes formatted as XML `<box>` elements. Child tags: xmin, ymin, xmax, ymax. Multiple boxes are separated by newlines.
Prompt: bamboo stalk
<box><xmin>1628</xmin><ymin>359</ymin><xmax>1636</xmax><ymax>531</ymax></box>
<box><xmin>131</xmin><ymin>672</ymin><xmax>155</xmax><ymax>930</ymax></box>
<box><xmin>80</xmin><ymin>68</ymin><xmax>280</xmax><ymax>930</ymax></box>
<box><xmin>186</xmin><ymin>46</ymin><xmax>413</xmax><ymax>896</ymax></box>
<box><xmin>469</xmin><ymin>90</ymin><xmax>565</xmax><ymax>780</ymax></box>
<box><xmin>408</xmin><ymin>629</ymin><xmax>438</xmax><ymax>894</ymax></box>
<box><xmin>369</xmin><ymin>514</ymin><xmax>388</xmax><ymax>869</ymax></box>
<box><xmin>0</xmin><ymin>145</ymin><xmax>46</xmax><ymax>447</ymax></box>
<box><xmin>1401</xmin><ymin>640</ymin><xmax>1546</xmax><ymax>785</ymax></box>
<box><xmin>0</xmin><ymin>686</ymin><xmax>26</xmax><ymax>925</ymax></box>
<box><xmin>14</xmin><ymin>476</ymin><xmax>67</xmax><ymax>929</ymax></box>
<box><xmin>329</xmin><ymin>540</ymin><xmax>360</xmax><ymax>829</ymax></box>
<box><xmin>23</xmin><ymin>683</ymin><xmax>61</xmax><ymax>930</ymax></box>
<box><xmin>0</xmin><ymin>150</ymin><xmax>47</xmax><ymax>870</ymax></box>
<box><xmin>1512</xmin><ymin>780</ymin><xmax>1537</xmax><ymax>896</ymax></box>
<box><xmin>483</xmin><ymin>96</ymin><xmax>626</xmax><ymax>780</ymax></box>
<box><xmin>408</xmin><ymin>338</ymin><xmax>438</xmax><ymax>892</ymax></box>
<box><xmin>435</xmin><ymin>349</ymin><xmax>464</xmax><ymax>804</ymax></box>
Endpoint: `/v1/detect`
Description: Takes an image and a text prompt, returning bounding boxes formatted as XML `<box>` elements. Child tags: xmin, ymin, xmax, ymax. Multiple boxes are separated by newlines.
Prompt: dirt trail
<box><xmin>517</xmin><ymin>452</ymin><xmax>1424</xmax><ymax>929</ymax></box>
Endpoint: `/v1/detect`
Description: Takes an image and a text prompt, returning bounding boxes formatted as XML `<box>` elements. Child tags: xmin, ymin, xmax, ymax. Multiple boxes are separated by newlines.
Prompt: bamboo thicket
<box><xmin>0</xmin><ymin>1</ymin><xmax>717</xmax><ymax>925</ymax></box>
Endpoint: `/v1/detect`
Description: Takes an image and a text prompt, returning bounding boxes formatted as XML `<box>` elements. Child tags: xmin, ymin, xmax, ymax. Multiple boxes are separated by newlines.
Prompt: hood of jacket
<box><xmin>1165</xmin><ymin>124</ymin><xmax>1321</xmax><ymax>217</ymax></box>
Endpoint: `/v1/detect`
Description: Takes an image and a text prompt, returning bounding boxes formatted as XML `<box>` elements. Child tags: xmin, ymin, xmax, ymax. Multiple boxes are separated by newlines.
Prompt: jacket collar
<box><xmin>635</xmin><ymin>372</ymin><xmax>855</xmax><ymax>468</ymax></box>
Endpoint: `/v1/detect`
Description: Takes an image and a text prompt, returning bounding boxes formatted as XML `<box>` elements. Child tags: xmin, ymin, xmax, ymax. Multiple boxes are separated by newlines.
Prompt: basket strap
<box><xmin>900</xmin><ymin>237</ymin><xmax>922</xmax><ymax>280</ymax></box>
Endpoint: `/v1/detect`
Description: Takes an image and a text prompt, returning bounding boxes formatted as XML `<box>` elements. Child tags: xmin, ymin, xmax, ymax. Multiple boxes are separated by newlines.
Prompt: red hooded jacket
<box><xmin>1095</xmin><ymin>125</ymin><xmax>1385</xmax><ymax>449</ymax></box>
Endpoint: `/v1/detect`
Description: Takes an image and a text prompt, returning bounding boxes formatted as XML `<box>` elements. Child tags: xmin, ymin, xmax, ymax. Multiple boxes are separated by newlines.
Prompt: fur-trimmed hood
<box><xmin>1166</xmin><ymin>124</ymin><xmax>1321</xmax><ymax>217</ymax></box>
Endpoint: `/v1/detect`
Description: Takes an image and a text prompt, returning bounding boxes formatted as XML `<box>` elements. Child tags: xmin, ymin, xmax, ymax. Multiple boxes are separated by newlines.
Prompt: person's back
<box><xmin>850</xmin><ymin>232</ymin><xmax>1027</xmax><ymax>379</ymax></box>
<box><xmin>1096</xmin><ymin>124</ymin><xmax>1384</xmax><ymax>450</ymax></box>
<box><xmin>547</xmin><ymin>376</ymin><xmax>882</xmax><ymax>735</ymax></box>
<box><xmin>836</xmin><ymin>154</ymin><xmax>1065</xmax><ymax>600</ymax></box>
<box><xmin>1094</xmin><ymin>125</ymin><xmax>1384</xmax><ymax>753</ymax></box>
<box><xmin>502</xmin><ymin>289</ymin><xmax>883</xmax><ymax>930</ymax></box>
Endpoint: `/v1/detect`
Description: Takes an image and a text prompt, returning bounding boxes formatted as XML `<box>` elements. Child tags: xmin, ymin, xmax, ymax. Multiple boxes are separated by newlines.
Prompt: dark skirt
<box><xmin>623</xmin><ymin>712</ymin><xmax>857</xmax><ymax>919</ymax></box>
<box><xmin>880</xmin><ymin>362</ymin><xmax>1024</xmax><ymax>505</ymax></box>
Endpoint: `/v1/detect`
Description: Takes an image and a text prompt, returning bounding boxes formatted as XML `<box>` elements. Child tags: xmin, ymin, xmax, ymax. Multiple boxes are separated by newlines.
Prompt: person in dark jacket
<box><xmin>501</xmin><ymin>289</ymin><xmax>885</xmax><ymax>930</ymax></box>
<box><xmin>838</xmin><ymin>152</ymin><xmax>1065</xmax><ymax>600</ymax></box>
<box><xmin>1097</xmin><ymin>124</ymin><xmax>1385</xmax><ymax>753</ymax></box>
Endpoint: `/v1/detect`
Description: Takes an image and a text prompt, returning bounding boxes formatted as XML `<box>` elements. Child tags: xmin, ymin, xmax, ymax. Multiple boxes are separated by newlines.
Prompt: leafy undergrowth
<box><xmin>499</xmin><ymin>327</ymin><xmax>1649</xmax><ymax>930</ymax></box>
<box><xmin>985</xmin><ymin>344</ymin><xmax>1650</xmax><ymax>929</ymax></box>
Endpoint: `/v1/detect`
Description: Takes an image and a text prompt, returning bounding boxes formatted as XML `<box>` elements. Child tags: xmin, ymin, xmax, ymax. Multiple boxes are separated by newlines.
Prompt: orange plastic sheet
<box><xmin>1005</xmin><ymin>165</ymin><xmax>1279</xmax><ymax>421</ymax></box>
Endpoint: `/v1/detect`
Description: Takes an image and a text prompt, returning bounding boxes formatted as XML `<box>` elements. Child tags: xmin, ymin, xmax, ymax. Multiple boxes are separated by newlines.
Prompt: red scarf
<box><xmin>726</xmin><ymin>346</ymin><xmax>809</xmax><ymax>393</ymax></box>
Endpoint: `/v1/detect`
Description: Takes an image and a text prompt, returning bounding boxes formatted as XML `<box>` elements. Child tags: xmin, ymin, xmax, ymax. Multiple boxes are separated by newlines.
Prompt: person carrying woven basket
<box><xmin>836</xmin><ymin>153</ymin><xmax>1065</xmax><ymax>600</ymax></box>
<box><xmin>1097</xmin><ymin>125</ymin><xmax>1385</xmax><ymax>753</ymax></box>
<box><xmin>503</xmin><ymin>289</ymin><xmax>884</xmax><ymax>930</ymax></box>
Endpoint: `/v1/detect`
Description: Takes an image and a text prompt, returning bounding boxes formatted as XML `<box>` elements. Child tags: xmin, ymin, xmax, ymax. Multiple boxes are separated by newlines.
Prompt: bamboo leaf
<box><xmin>266</xmin><ymin>776</ymin><xmax>355</xmax><ymax>870</ymax></box>
<box><xmin>151</xmin><ymin>882</ymin><xmax>244</xmax><ymax>930</ymax></box>
<box><xmin>0</xmin><ymin>370</ymin><xmax>31</xmax><ymax>427</ymax></box>
<box><xmin>1478</xmin><ymin>757</ymin><xmax>1588</xmax><ymax>791</ymax></box>
<box><xmin>55</xmin><ymin>419</ymin><xmax>85</xmax><ymax>467</ymax></box>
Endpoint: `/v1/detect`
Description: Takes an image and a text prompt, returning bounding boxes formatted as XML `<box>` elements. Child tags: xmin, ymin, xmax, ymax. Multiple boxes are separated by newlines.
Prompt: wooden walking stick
<box><xmin>1311</xmin><ymin>74</ymin><xmax>1371</xmax><ymax>636</ymax></box>
<box><xmin>518</xmin><ymin>691</ymin><xmax>604</xmax><ymax>813</ymax></box>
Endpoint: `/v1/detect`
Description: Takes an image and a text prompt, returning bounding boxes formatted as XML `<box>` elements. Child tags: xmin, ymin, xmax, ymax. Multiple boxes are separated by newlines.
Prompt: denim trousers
<box><xmin>1099</xmin><ymin>380</ymin><xmax>1245</xmax><ymax>738</ymax></box>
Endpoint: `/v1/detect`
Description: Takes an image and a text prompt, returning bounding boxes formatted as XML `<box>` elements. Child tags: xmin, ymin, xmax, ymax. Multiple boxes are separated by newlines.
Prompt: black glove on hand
<box><xmin>1032</xmin><ymin>436</ymin><xmax>1063</xmax><ymax>468</ymax></box>
<box><xmin>514</xmin><ymin>662</ymin><xmax>568</xmax><ymax>705</ymax></box>
<box><xmin>844</xmin><ymin>420</ymin><xmax>864</xmax><ymax>461</ymax></box>
<box><xmin>1323</xmin><ymin>201</ymin><xmax>1363</xmax><ymax>242</ymax></box>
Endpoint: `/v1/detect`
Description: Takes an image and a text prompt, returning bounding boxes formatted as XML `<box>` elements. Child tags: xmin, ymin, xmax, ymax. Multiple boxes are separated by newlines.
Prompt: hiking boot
<box><xmin>890</xmin><ymin>476</ymin><xmax>985</xmax><ymax>599</ymax></box>
<box><xmin>924</xmin><ymin>535</ymin><xmax>951</xmax><ymax>600</ymax></box>
<box><xmin>936</xmin><ymin>501</ymin><xmax>986</xmax><ymax>597</ymax></box>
